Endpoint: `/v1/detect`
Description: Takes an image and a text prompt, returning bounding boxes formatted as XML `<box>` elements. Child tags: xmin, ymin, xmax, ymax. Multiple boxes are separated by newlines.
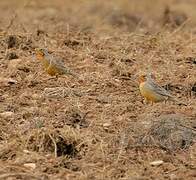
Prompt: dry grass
<box><xmin>0</xmin><ymin>0</ymin><xmax>196</xmax><ymax>179</ymax></box>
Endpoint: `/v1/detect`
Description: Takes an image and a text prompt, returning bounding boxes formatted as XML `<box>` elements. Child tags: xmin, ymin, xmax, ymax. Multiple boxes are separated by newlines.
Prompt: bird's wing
<box><xmin>51</xmin><ymin>55</ymin><xmax>78</xmax><ymax>77</ymax></box>
<box><xmin>146</xmin><ymin>74</ymin><xmax>187</xmax><ymax>106</ymax></box>
<box><xmin>46</xmin><ymin>54</ymin><xmax>66</xmax><ymax>71</ymax></box>
<box><xmin>147</xmin><ymin>78</ymin><xmax>174</xmax><ymax>98</ymax></box>
<box><xmin>51</xmin><ymin>55</ymin><xmax>64</xmax><ymax>67</ymax></box>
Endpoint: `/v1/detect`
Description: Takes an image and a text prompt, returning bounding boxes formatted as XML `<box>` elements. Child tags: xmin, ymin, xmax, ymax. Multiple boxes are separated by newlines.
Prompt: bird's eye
<box><xmin>38</xmin><ymin>49</ymin><xmax>44</xmax><ymax>54</ymax></box>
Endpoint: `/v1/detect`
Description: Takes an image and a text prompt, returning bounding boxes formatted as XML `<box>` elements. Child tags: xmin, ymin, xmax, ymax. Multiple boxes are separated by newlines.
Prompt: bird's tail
<box><xmin>65</xmin><ymin>69</ymin><xmax>78</xmax><ymax>78</ymax></box>
<box><xmin>169</xmin><ymin>97</ymin><xmax>188</xmax><ymax>106</ymax></box>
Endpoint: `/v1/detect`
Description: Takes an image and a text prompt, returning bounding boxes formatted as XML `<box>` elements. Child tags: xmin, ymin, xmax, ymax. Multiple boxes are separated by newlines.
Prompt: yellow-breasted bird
<box><xmin>138</xmin><ymin>73</ymin><xmax>187</xmax><ymax>106</ymax></box>
<box><xmin>35</xmin><ymin>48</ymin><xmax>77</xmax><ymax>77</ymax></box>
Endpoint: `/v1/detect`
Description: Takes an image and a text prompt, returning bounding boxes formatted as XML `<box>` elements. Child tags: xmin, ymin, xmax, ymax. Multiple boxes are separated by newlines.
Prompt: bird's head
<box><xmin>138</xmin><ymin>72</ymin><xmax>156</xmax><ymax>84</ymax></box>
<box><xmin>35</xmin><ymin>48</ymin><xmax>48</xmax><ymax>60</ymax></box>
<box><xmin>138</xmin><ymin>74</ymin><xmax>147</xmax><ymax>84</ymax></box>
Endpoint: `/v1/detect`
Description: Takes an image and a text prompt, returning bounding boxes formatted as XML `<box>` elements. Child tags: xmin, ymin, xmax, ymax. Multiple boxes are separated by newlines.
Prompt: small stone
<box><xmin>103</xmin><ymin>123</ymin><xmax>111</xmax><ymax>127</ymax></box>
<box><xmin>24</xmin><ymin>163</ymin><xmax>36</xmax><ymax>170</ymax></box>
<box><xmin>103</xmin><ymin>123</ymin><xmax>111</xmax><ymax>129</ymax></box>
<box><xmin>169</xmin><ymin>173</ymin><xmax>178</xmax><ymax>180</ymax></box>
<box><xmin>23</xmin><ymin>149</ymin><xmax>31</xmax><ymax>154</ymax></box>
<box><xmin>0</xmin><ymin>111</ymin><xmax>14</xmax><ymax>118</ymax></box>
<box><xmin>0</xmin><ymin>77</ymin><xmax>17</xmax><ymax>86</ymax></box>
<box><xmin>7</xmin><ymin>78</ymin><xmax>17</xmax><ymax>84</ymax></box>
<box><xmin>150</xmin><ymin>160</ymin><xmax>164</xmax><ymax>166</ymax></box>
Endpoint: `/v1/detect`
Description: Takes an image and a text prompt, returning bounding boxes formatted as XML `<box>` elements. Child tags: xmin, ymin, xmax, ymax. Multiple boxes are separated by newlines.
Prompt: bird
<box><xmin>138</xmin><ymin>73</ymin><xmax>187</xmax><ymax>106</ymax></box>
<box><xmin>35</xmin><ymin>48</ymin><xmax>77</xmax><ymax>77</ymax></box>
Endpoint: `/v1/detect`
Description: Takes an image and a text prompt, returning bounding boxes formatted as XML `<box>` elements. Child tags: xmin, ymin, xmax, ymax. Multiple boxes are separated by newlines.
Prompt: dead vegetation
<box><xmin>135</xmin><ymin>114</ymin><xmax>196</xmax><ymax>151</ymax></box>
<box><xmin>0</xmin><ymin>0</ymin><xmax>195</xmax><ymax>179</ymax></box>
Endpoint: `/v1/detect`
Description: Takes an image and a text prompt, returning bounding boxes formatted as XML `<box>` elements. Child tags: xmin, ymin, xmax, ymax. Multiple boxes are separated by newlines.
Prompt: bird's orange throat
<box><xmin>36</xmin><ymin>53</ymin><xmax>44</xmax><ymax>61</ymax></box>
<box><xmin>138</xmin><ymin>75</ymin><xmax>146</xmax><ymax>84</ymax></box>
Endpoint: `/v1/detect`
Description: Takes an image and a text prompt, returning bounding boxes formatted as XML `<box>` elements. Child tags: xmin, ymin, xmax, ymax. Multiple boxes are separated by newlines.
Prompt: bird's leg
<box><xmin>46</xmin><ymin>59</ymin><xmax>53</xmax><ymax>73</ymax></box>
<box><xmin>142</xmin><ymin>98</ymin><xmax>148</xmax><ymax>104</ymax></box>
